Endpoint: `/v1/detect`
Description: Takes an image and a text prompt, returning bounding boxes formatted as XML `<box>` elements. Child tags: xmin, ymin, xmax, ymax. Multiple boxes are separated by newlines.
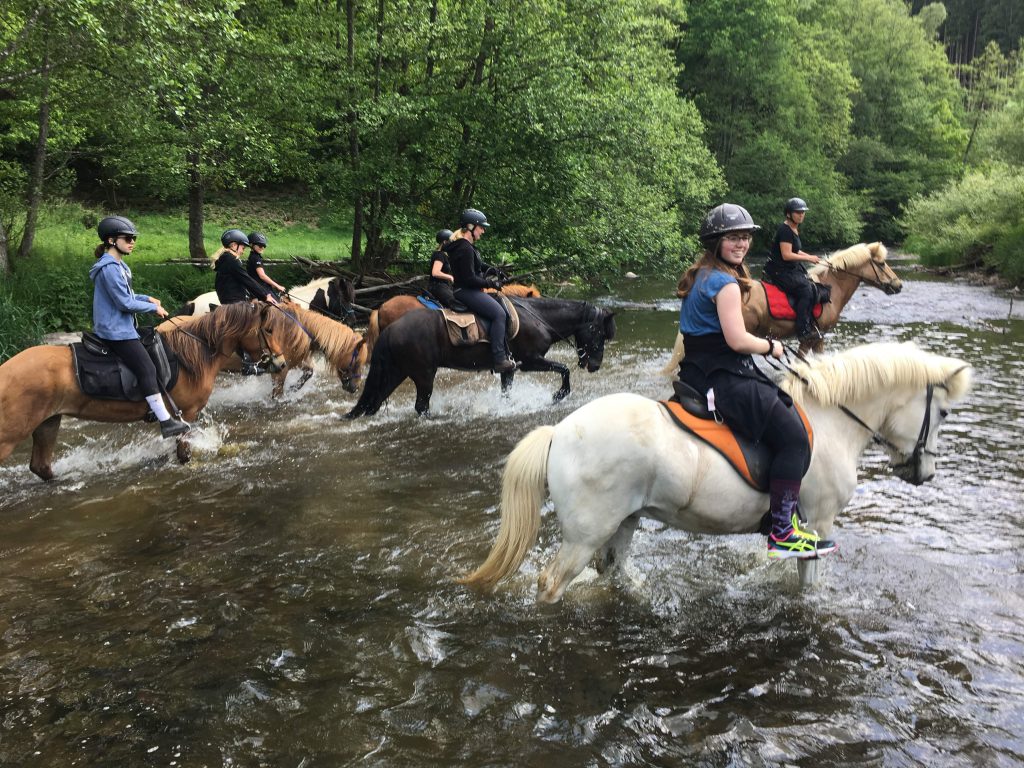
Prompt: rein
<box><xmin>822</xmin><ymin>256</ymin><xmax>891</xmax><ymax>290</ymax></box>
<box><xmin>163</xmin><ymin>308</ymin><xmax>277</xmax><ymax>367</ymax></box>
<box><xmin>511</xmin><ymin>299</ymin><xmax>602</xmax><ymax>363</ymax></box>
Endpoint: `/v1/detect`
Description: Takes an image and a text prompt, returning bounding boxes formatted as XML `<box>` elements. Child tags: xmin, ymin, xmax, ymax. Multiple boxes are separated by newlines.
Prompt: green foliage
<box><xmin>0</xmin><ymin>287</ymin><xmax>45</xmax><ymax>361</ymax></box>
<box><xmin>901</xmin><ymin>164</ymin><xmax>1024</xmax><ymax>283</ymax></box>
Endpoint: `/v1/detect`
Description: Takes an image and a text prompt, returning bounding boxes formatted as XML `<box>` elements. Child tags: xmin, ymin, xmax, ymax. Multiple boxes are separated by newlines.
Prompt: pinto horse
<box><xmin>459</xmin><ymin>342</ymin><xmax>971</xmax><ymax>603</ymax></box>
<box><xmin>163</xmin><ymin>304</ymin><xmax>368</xmax><ymax>398</ymax></box>
<box><xmin>662</xmin><ymin>242</ymin><xmax>903</xmax><ymax>373</ymax></box>
<box><xmin>179</xmin><ymin>276</ymin><xmax>357</xmax><ymax>323</ymax></box>
<box><xmin>0</xmin><ymin>302</ymin><xmax>288</xmax><ymax>480</ymax></box>
<box><xmin>364</xmin><ymin>284</ymin><xmax>542</xmax><ymax>353</ymax></box>
<box><xmin>346</xmin><ymin>297</ymin><xmax>616</xmax><ymax>418</ymax></box>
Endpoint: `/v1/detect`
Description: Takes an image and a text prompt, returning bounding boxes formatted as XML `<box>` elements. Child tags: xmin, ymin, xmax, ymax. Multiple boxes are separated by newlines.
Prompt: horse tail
<box><xmin>365</xmin><ymin>309</ymin><xmax>381</xmax><ymax>353</ymax></box>
<box><xmin>660</xmin><ymin>331</ymin><xmax>685</xmax><ymax>376</ymax></box>
<box><xmin>457</xmin><ymin>425</ymin><xmax>555</xmax><ymax>592</ymax></box>
<box><xmin>344</xmin><ymin>323</ymin><xmax>404</xmax><ymax>418</ymax></box>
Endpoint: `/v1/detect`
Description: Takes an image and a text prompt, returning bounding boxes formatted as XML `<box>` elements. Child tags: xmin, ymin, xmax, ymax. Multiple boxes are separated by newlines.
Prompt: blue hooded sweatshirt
<box><xmin>89</xmin><ymin>253</ymin><xmax>155</xmax><ymax>340</ymax></box>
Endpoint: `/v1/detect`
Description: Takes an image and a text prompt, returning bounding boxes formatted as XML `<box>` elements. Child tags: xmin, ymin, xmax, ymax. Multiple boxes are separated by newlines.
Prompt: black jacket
<box><xmin>215</xmin><ymin>253</ymin><xmax>270</xmax><ymax>304</ymax></box>
<box><xmin>444</xmin><ymin>238</ymin><xmax>494</xmax><ymax>291</ymax></box>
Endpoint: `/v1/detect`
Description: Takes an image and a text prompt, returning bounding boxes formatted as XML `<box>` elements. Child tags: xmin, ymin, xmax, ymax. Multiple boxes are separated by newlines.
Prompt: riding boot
<box><xmin>492</xmin><ymin>356</ymin><xmax>517</xmax><ymax>374</ymax></box>
<box><xmin>159</xmin><ymin>416</ymin><xmax>191</xmax><ymax>439</ymax></box>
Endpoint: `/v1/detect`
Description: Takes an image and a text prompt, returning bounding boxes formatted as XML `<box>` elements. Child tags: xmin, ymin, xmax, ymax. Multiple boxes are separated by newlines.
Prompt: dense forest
<box><xmin>0</xmin><ymin>0</ymin><xmax>1021</xmax><ymax>286</ymax></box>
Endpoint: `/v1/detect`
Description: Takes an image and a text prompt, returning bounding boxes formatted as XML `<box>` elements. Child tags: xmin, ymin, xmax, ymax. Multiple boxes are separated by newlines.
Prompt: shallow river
<box><xmin>1</xmin><ymin>265</ymin><xmax>1022</xmax><ymax>767</ymax></box>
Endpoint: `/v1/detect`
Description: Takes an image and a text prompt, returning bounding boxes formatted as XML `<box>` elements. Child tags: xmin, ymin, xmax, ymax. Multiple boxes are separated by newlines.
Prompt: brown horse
<box><xmin>662</xmin><ymin>242</ymin><xmax>902</xmax><ymax>373</ymax></box>
<box><xmin>0</xmin><ymin>302</ymin><xmax>288</xmax><ymax>480</ymax></box>
<box><xmin>365</xmin><ymin>283</ymin><xmax>541</xmax><ymax>352</ymax></box>
<box><xmin>168</xmin><ymin>304</ymin><xmax>368</xmax><ymax>398</ymax></box>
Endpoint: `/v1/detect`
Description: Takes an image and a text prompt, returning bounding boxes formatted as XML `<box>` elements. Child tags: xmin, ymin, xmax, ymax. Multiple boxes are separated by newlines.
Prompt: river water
<box><xmin>1</xmin><ymin>265</ymin><xmax>1022</xmax><ymax>767</ymax></box>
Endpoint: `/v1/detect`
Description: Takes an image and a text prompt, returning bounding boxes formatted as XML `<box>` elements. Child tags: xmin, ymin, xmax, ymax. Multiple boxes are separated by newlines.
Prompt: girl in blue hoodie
<box><xmin>90</xmin><ymin>216</ymin><xmax>190</xmax><ymax>439</ymax></box>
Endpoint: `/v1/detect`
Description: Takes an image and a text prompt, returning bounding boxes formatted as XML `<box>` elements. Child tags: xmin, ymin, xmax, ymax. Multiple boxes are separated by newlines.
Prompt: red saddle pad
<box><xmin>762</xmin><ymin>282</ymin><xmax>823</xmax><ymax>321</ymax></box>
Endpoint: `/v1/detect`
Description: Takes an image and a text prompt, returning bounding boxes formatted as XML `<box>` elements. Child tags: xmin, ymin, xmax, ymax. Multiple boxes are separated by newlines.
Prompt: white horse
<box><xmin>459</xmin><ymin>342</ymin><xmax>972</xmax><ymax>603</ymax></box>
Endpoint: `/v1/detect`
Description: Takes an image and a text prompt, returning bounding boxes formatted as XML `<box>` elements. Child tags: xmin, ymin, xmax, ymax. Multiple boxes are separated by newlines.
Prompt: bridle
<box><xmin>824</xmin><ymin>256</ymin><xmax>898</xmax><ymax>293</ymax></box>
<box><xmin>512</xmin><ymin>300</ymin><xmax>607</xmax><ymax>365</ymax></box>
<box><xmin>164</xmin><ymin>305</ymin><xmax>279</xmax><ymax>369</ymax></box>
<box><xmin>768</xmin><ymin>349</ymin><xmax>966</xmax><ymax>477</ymax></box>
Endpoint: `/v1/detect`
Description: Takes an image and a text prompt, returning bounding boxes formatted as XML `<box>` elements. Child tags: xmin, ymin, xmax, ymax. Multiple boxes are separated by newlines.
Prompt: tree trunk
<box><xmin>346</xmin><ymin>0</ymin><xmax>364</xmax><ymax>270</ymax></box>
<box><xmin>0</xmin><ymin>219</ymin><xmax>11</xmax><ymax>276</ymax></box>
<box><xmin>187</xmin><ymin>152</ymin><xmax>207</xmax><ymax>266</ymax></box>
<box><xmin>16</xmin><ymin>49</ymin><xmax>51</xmax><ymax>260</ymax></box>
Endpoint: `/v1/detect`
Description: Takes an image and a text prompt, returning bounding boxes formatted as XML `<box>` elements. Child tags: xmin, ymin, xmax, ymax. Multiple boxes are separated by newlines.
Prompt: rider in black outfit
<box><xmin>245</xmin><ymin>231</ymin><xmax>286</xmax><ymax>301</ymax></box>
<box><xmin>427</xmin><ymin>228</ymin><xmax>456</xmax><ymax>308</ymax></box>
<box><xmin>214</xmin><ymin>229</ymin><xmax>278</xmax><ymax>305</ymax></box>
<box><xmin>444</xmin><ymin>209</ymin><xmax>517</xmax><ymax>374</ymax></box>
<box><xmin>763</xmin><ymin>197</ymin><xmax>823</xmax><ymax>340</ymax></box>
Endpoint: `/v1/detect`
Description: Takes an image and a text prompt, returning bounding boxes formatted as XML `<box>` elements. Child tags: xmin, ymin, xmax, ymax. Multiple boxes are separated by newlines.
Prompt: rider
<box><xmin>763</xmin><ymin>197</ymin><xmax>823</xmax><ymax>341</ymax></box>
<box><xmin>245</xmin><ymin>231</ymin><xmax>287</xmax><ymax>301</ymax></box>
<box><xmin>427</xmin><ymin>228</ymin><xmax>456</xmax><ymax>308</ymax></box>
<box><xmin>213</xmin><ymin>229</ymin><xmax>279</xmax><ymax>306</ymax></box>
<box><xmin>677</xmin><ymin>203</ymin><xmax>836</xmax><ymax>559</ymax></box>
<box><xmin>90</xmin><ymin>216</ymin><xmax>191</xmax><ymax>439</ymax></box>
<box><xmin>444</xmin><ymin>209</ymin><xmax>516</xmax><ymax>374</ymax></box>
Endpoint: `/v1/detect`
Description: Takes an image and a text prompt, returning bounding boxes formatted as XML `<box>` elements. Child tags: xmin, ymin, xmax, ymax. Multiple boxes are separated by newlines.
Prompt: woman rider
<box><xmin>89</xmin><ymin>216</ymin><xmax>190</xmax><ymax>439</ymax></box>
<box><xmin>245</xmin><ymin>231</ymin><xmax>286</xmax><ymax>301</ymax></box>
<box><xmin>213</xmin><ymin>229</ymin><xmax>279</xmax><ymax>306</ymax></box>
<box><xmin>763</xmin><ymin>197</ymin><xmax>822</xmax><ymax>341</ymax></box>
<box><xmin>427</xmin><ymin>228</ymin><xmax>456</xmax><ymax>308</ymax></box>
<box><xmin>677</xmin><ymin>203</ymin><xmax>836</xmax><ymax>559</ymax></box>
<box><xmin>443</xmin><ymin>209</ymin><xmax>516</xmax><ymax>374</ymax></box>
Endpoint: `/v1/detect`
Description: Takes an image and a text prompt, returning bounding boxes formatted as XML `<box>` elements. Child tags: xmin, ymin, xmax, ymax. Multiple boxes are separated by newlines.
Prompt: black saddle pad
<box><xmin>72</xmin><ymin>328</ymin><xmax>180</xmax><ymax>401</ymax></box>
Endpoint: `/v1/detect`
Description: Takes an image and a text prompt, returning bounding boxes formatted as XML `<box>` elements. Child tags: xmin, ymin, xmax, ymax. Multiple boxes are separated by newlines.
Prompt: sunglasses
<box><xmin>118</xmin><ymin>235</ymin><xmax>137</xmax><ymax>243</ymax></box>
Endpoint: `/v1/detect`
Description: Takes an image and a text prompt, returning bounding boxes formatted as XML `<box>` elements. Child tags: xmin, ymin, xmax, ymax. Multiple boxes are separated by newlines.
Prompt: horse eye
<box><xmin>939</xmin><ymin>408</ymin><xmax>949</xmax><ymax>419</ymax></box>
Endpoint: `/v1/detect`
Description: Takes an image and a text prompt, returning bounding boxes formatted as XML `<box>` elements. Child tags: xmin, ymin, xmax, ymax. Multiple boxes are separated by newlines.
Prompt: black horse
<box><xmin>345</xmin><ymin>297</ymin><xmax>616</xmax><ymax>418</ymax></box>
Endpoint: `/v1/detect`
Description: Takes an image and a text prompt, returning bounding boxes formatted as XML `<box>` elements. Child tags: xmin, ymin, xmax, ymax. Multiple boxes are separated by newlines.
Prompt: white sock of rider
<box><xmin>145</xmin><ymin>394</ymin><xmax>173</xmax><ymax>422</ymax></box>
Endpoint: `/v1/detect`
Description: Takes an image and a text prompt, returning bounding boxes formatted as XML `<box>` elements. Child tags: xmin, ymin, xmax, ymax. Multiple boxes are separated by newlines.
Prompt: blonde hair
<box><xmin>209</xmin><ymin>245</ymin><xmax>231</xmax><ymax>266</ymax></box>
<box><xmin>676</xmin><ymin>240</ymin><xmax>752</xmax><ymax>300</ymax></box>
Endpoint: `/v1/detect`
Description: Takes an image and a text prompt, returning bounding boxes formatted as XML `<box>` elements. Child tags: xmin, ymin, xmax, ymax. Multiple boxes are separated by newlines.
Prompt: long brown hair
<box><xmin>676</xmin><ymin>238</ymin><xmax>753</xmax><ymax>300</ymax></box>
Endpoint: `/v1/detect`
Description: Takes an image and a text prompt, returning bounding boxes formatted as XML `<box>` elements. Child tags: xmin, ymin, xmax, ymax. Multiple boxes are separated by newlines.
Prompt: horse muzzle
<box><xmin>883</xmin><ymin>280</ymin><xmax>903</xmax><ymax>296</ymax></box>
<box><xmin>263</xmin><ymin>354</ymin><xmax>287</xmax><ymax>374</ymax></box>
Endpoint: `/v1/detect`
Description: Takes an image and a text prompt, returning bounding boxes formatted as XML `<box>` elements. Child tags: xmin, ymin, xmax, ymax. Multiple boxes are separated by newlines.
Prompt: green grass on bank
<box><xmin>0</xmin><ymin>199</ymin><xmax>360</xmax><ymax>359</ymax></box>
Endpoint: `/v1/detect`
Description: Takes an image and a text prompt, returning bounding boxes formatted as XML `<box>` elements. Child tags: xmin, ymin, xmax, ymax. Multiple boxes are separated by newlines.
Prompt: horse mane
<box><xmin>781</xmin><ymin>342</ymin><xmax>972</xmax><ymax>407</ymax></box>
<box><xmin>282</xmin><ymin>305</ymin><xmax>363</xmax><ymax>366</ymax></box>
<box><xmin>810</xmin><ymin>242</ymin><xmax>887</xmax><ymax>279</ymax></box>
<box><xmin>500</xmin><ymin>283</ymin><xmax>541</xmax><ymax>298</ymax></box>
<box><xmin>160</xmin><ymin>302</ymin><xmax>267</xmax><ymax>377</ymax></box>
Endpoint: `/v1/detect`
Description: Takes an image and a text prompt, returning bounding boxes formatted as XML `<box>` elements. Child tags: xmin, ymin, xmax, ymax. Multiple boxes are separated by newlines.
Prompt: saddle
<box><xmin>440</xmin><ymin>295</ymin><xmax>520</xmax><ymax>348</ymax></box>
<box><xmin>660</xmin><ymin>380</ymin><xmax>813</xmax><ymax>492</ymax></box>
<box><xmin>71</xmin><ymin>327</ymin><xmax>180</xmax><ymax>401</ymax></box>
<box><xmin>761</xmin><ymin>281</ymin><xmax>831</xmax><ymax>321</ymax></box>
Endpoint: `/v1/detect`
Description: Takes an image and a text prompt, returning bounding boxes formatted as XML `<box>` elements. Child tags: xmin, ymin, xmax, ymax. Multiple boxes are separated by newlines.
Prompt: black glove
<box><xmin>486</xmin><ymin>278</ymin><xmax>501</xmax><ymax>290</ymax></box>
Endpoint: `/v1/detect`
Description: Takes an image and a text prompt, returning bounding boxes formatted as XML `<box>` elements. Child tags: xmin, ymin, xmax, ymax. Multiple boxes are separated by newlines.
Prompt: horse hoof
<box><xmin>552</xmin><ymin>389</ymin><xmax>569</xmax><ymax>403</ymax></box>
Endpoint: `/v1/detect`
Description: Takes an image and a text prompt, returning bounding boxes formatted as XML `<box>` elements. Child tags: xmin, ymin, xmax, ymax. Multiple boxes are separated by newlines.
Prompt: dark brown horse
<box><xmin>0</xmin><ymin>302</ymin><xmax>288</xmax><ymax>479</ymax></box>
<box><xmin>346</xmin><ymin>297</ymin><xmax>615</xmax><ymax>418</ymax></box>
<box><xmin>364</xmin><ymin>283</ymin><xmax>541</xmax><ymax>352</ymax></box>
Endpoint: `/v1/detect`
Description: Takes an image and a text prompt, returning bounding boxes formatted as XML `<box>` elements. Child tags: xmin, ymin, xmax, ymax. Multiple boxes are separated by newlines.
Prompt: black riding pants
<box><xmin>428</xmin><ymin>278</ymin><xmax>456</xmax><ymax>309</ymax></box>
<box><xmin>768</xmin><ymin>268</ymin><xmax>817</xmax><ymax>336</ymax></box>
<box><xmin>760</xmin><ymin>399</ymin><xmax>810</xmax><ymax>482</ymax></box>
<box><xmin>454</xmin><ymin>288</ymin><xmax>509</xmax><ymax>361</ymax></box>
<box><xmin>105</xmin><ymin>337</ymin><xmax>159</xmax><ymax>396</ymax></box>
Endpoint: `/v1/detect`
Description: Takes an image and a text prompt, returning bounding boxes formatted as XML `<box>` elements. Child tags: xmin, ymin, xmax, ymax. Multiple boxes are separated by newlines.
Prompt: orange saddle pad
<box><xmin>659</xmin><ymin>398</ymin><xmax>813</xmax><ymax>491</ymax></box>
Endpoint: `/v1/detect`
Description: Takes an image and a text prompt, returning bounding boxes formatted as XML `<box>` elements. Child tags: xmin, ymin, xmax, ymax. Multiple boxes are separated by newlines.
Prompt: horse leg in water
<box><xmin>29</xmin><ymin>415</ymin><xmax>62</xmax><ymax>481</ymax></box>
<box><xmin>411</xmin><ymin>367</ymin><xmax>438</xmax><ymax>415</ymax></box>
<box><xmin>500</xmin><ymin>369</ymin><xmax>516</xmax><ymax>395</ymax></box>
<box><xmin>518</xmin><ymin>356</ymin><xmax>571</xmax><ymax>402</ymax></box>
<box><xmin>593</xmin><ymin>514</ymin><xmax>640</xmax><ymax>575</ymax></box>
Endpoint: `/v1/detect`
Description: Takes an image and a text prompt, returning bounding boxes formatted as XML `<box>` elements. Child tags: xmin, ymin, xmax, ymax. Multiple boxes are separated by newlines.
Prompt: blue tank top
<box><xmin>678</xmin><ymin>268</ymin><xmax>736</xmax><ymax>336</ymax></box>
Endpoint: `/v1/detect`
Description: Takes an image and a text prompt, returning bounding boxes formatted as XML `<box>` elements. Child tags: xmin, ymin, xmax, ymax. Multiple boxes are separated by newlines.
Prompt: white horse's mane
<box><xmin>809</xmin><ymin>242</ymin><xmax>887</xmax><ymax>279</ymax></box>
<box><xmin>781</xmin><ymin>342</ymin><xmax>972</xmax><ymax>406</ymax></box>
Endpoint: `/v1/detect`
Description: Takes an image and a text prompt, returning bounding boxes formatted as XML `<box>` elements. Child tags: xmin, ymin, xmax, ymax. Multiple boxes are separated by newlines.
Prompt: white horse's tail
<box><xmin>457</xmin><ymin>425</ymin><xmax>555</xmax><ymax>592</ymax></box>
<box><xmin>660</xmin><ymin>332</ymin><xmax>684</xmax><ymax>376</ymax></box>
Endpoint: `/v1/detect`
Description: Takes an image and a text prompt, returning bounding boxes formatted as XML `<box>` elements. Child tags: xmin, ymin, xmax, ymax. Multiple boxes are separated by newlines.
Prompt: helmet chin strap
<box><xmin>110</xmin><ymin>239</ymin><xmax>131</xmax><ymax>256</ymax></box>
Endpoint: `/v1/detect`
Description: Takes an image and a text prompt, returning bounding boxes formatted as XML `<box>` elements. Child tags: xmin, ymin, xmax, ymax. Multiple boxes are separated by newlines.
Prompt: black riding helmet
<box><xmin>247</xmin><ymin>231</ymin><xmax>268</xmax><ymax>247</ymax></box>
<box><xmin>698</xmin><ymin>203</ymin><xmax>761</xmax><ymax>244</ymax></box>
<box><xmin>436</xmin><ymin>229</ymin><xmax>453</xmax><ymax>244</ymax></box>
<box><xmin>784</xmin><ymin>197</ymin><xmax>809</xmax><ymax>215</ymax></box>
<box><xmin>459</xmin><ymin>208</ymin><xmax>489</xmax><ymax>229</ymax></box>
<box><xmin>221</xmin><ymin>229</ymin><xmax>250</xmax><ymax>247</ymax></box>
<box><xmin>97</xmin><ymin>215</ymin><xmax>139</xmax><ymax>242</ymax></box>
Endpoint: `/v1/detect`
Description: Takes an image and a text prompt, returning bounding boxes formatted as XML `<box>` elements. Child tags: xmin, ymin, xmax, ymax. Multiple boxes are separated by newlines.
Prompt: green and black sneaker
<box><xmin>767</xmin><ymin>515</ymin><xmax>837</xmax><ymax>560</ymax></box>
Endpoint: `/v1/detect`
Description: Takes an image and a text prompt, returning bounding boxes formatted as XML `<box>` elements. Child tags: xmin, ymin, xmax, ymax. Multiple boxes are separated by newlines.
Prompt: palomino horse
<box><xmin>364</xmin><ymin>284</ymin><xmax>542</xmax><ymax>352</ymax></box>
<box><xmin>346</xmin><ymin>297</ymin><xmax>615</xmax><ymax>418</ymax></box>
<box><xmin>662</xmin><ymin>242</ymin><xmax>903</xmax><ymax>373</ymax></box>
<box><xmin>179</xmin><ymin>277</ymin><xmax>356</xmax><ymax>323</ymax></box>
<box><xmin>0</xmin><ymin>302</ymin><xmax>288</xmax><ymax>480</ymax></box>
<box><xmin>163</xmin><ymin>304</ymin><xmax>368</xmax><ymax>398</ymax></box>
<box><xmin>459</xmin><ymin>342</ymin><xmax>971</xmax><ymax>603</ymax></box>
